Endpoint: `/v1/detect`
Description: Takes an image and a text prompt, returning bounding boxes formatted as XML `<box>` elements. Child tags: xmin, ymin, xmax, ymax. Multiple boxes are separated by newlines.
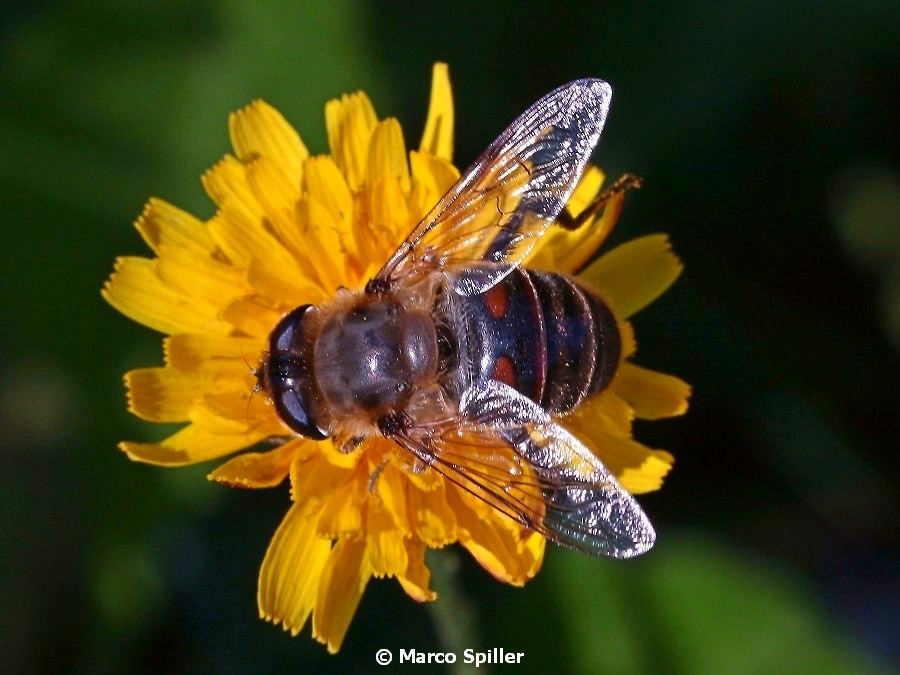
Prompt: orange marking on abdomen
<box><xmin>484</xmin><ymin>283</ymin><xmax>508</xmax><ymax>319</ymax></box>
<box><xmin>491</xmin><ymin>355</ymin><xmax>517</xmax><ymax>388</ymax></box>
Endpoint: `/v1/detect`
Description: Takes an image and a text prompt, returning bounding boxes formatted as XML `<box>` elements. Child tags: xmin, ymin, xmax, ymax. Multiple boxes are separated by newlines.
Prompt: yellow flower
<box><xmin>103</xmin><ymin>63</ymin><xmax>689</xmax><ymax>653</ymax></box>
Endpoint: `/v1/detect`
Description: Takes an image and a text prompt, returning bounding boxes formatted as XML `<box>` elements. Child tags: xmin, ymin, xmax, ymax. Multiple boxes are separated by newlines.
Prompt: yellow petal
<box><xmin>409</xmin><ymin>150</ymin><xmax>459</xmax><ymax>222</ymax></box>
<box><xmin>125</xmin><ymin>367</ymin><xmax>201</xmax><ymax>422</ymax></box>
<box><xmin>527</xmin><ymin>171</ymin><xmax>624</xmax><ymax>275</ymax></box>
<box><xmin>243</xmin><ymin>156</ymin><xmax>311</xmax><ymax>271</ymax></box>
<box><xmin>563</xmin><ymin>388</ymin><xmax>634</xmax><ymax>439</ymax></box>
<box><xmin>566</xmin><ymin>166</ymin><xmax>607</xmax><ymax>218</ymax></box>
<box><xmin>102</xmin><ymin>257</ymin><xmax>231</xmax><ymax>335</ymax></box>
<box><xmin>229</xmin><ymin>100</ymin><xmax>308</xmax><ymax>186</ymax></box>
<box><xmin>163</xmin><ymin>334</ymin><xmax>263</xmax><ymax>373</ymax></box>
<box><xmin>408</xmin><ymin>481</ymin><xmax>457</xmax><ymax>546</ymax></box>
<box><xmin>220</xmin><ymin>297</ymin><xmax>282</xmax><ymax>340</ymax></box>
<box><xmin>620</xmin><ymin>318</ymin><xmax>636</xmax><ymax>359</ymax></box>
<box><xmin>312</xmin><ymin>537</ymin><xmax>371</xmax><ymax>654</ymax></box>
<box><xmin>290</xmin><ymin>453</ymin><xmax>355</xmax><ymax>508</ymax></box>
<box><xmin>200</xmin><ymin>391</ymin><xmax>284</xmax><ymax>434</ymax></box>
<box><xmin>315</xmin><ymin>480</ymin><xmax>366</xmax><ymax>539</ymax></box>
<box><xmin>206</xmin><ymin>209</ymin><xmax>296</xmax><ymax>274</ymax></box>
<box><xmin>155</xmin><ymin>242</ymin><xmax>249</xmax><ymax>306</ymax></box>
<box><xmin>365</xmin><ymin>498</ymin><xmax>409</xmax><ymax>578</ymax></box>
<box><xmin>208</xmin><ymin>440</ymin><xmax>302</xmax><ymax>488</ymax></box>
<box><xmin>247</xmin><ymin>258</ymin><xmax>323</xmax><ymax>311</ymax></box>
<box><xmin>564</xmin><ymin>182</ymin><xmax>624</xmax><ymax>274</ymax></box>
<box><xmin>202</xmin><ymin>155</ymin><xmax>265</xmax><ymax>225</ymax></box>
<box><xmin>134</xmin><ymin>198</ymin><xmax>215</xmax><ymax>256</ymax></box>
<box><xmin>448</xmin><ymin>487</ymin><xmax>543</xmax><ymax>585</ymax></box>
<box><xmin>419</xmin><ymin>62</ymin><xmax>454</xmax><ymax>161</ymax></box>
<box><xmin>366</xmin><ymin>176</ymin><xmax>410</xmax><ymax>261</ymax></box>
<box><xmin>258</xmin><ymin>501</ymin><xmax>332</xmax><ymax>636</ymax></box>
<box><xmin>397</xmin><ymin>539</ymin><xmax>437</xmax><ymax>602</ymax></box>
<box><xmin>576</xmin><ymin>430</ymin><xmax>675</xmax><ymax>494</ymax></box>
<box><xmin>580</xmin><ymin>234</ymin><xmax>683</xmax><ymax>318</ymax></box>
<box><xmin>371</xmin><ymin>461</ymin><xmax>410</xmax><ymax>533</ymax></box>
<box><xmin>294</xmin><ymin>197</ymin><xmax>349</xmax><ymax>293</ymax></box>
<box><xmin>302</xmin><ymin>155</ymin><xmax>356</xmax><ymax>261</ymax></box>
<box><xmin>318</xmin><ymin>436</ymin><xmax>366</xmax><ymax>470</ymax></box>
<box><xmin>325</xmin><ymin>91</ymin><xmax>377</xmax><ymax>191</ymax></box>
<box><xmin>119</xmin><ymin>422</ymin><xmax>269</xmax><ymax>466</ymax></box>
<box><xmin>186</xmin><ymin>397</ymin><xmax>263</xmax><ymax>433</ymax></box>
<box><xmin>613</xmin><ymin>362</ymin><xmax>691</xmax><ymax>420</ymax></box>
<box><xmin>367</xmin><ymin>118</ymin><xmax>410</xmax><ymax>190</ymax></box>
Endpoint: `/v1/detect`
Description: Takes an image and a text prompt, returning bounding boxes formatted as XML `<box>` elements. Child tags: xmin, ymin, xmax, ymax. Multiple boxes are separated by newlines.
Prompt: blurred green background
<box><xmin>2</xmin><ymin>2</ymin><xmax>897</xmax><ymax>673</ymax></box>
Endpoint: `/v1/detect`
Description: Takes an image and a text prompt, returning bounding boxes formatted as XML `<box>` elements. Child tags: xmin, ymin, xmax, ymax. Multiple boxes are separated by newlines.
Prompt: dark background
<box><xmin>1</xmin><ymin>2</ymin><xmax>897</xmax><ymax>673</ymax></box>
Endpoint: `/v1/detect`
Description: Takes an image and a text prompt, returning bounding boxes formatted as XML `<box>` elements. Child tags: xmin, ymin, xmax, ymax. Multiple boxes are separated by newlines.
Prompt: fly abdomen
<box><xmin>459</xmin><ymin>268</ymin><xmax>620</xmax><ymax>415</ymax></box>
<box><xmin>528</xmin><ymin>270</ymin><xmax>620</xmax><ymax>413</ymax></box>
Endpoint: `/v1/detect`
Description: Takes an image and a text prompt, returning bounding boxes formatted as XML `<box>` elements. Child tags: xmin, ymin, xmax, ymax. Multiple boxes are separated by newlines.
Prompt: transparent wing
<box><xmin>373</xmin><ymin>79</ymin><xmax>612</xmax><ymax>296</ymax></box>
<box><xmin>391</xmin><ymin>380</ymin><xmax>655</xmax><ymax>558</ymax></box>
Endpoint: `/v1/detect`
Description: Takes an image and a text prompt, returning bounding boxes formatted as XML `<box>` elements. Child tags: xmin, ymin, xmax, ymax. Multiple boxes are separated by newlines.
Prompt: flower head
<box><xmin>103</xmin><ymin>64</ymin><xmax>689</xmax><ymax>653</ymax></box>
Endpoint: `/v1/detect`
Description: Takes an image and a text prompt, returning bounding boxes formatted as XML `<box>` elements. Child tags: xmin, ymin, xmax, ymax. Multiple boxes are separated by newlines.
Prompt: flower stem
<box><xmin>426</xmin><ymin>547</ymin><xmax>482</xmax><ymax>674</ymax></box>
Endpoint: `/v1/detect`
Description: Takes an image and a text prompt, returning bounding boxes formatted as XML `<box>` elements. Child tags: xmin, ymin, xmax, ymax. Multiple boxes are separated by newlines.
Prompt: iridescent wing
<box><xmin>390</xmin><ymin>380</ymin><xmax>655</xmax><ymax>558</ymax></box>
<box><xmin>372</xmin><ymin>79</ymin><xmax>612</xmax><ymax>296</ymax></box>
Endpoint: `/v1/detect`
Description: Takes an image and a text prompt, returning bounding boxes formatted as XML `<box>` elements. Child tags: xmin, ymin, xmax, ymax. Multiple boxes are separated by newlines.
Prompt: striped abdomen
<box><xmin>459</xmin><ymin>268</ymin><xmax>621</xmax><ymax>415</ymax></box>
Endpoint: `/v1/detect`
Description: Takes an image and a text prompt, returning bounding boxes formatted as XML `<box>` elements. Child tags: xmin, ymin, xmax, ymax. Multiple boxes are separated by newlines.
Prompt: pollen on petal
<box><xmin>581</xmin><ymin>234</ymin><xmax>683</xmax><ymax>318</ymax></box>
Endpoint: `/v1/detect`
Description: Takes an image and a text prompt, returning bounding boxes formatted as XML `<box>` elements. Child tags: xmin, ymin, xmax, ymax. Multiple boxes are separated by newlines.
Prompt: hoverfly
<box><xmin>258</xmin><ymin>79</ymin><xmax>655</xmax><ymax>558</ymax></box>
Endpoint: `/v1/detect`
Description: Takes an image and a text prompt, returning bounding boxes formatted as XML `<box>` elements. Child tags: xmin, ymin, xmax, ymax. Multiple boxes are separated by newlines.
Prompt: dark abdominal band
<box><xmin>463</xmin><ymin>268</ymin><xmax>621</xmax><ymax>415</ymax></box>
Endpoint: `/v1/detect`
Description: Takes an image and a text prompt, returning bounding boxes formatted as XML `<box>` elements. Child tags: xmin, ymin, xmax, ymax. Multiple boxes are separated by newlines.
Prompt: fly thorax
<box><xmin>313</xmin><ymin>299</ymin><xmax>438</xmax><ymax>419</ymax></box>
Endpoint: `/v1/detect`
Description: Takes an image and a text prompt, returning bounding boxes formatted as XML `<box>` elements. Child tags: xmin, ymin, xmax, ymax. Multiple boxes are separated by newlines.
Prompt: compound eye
<box><xmin>270</xmin><ymin>304</ymin><xmax>315</xmax><ymax>353</ymax></box>
<box><xmin>272</xmin><ymin>383</ymin><xmax>328</xmax><ymax>440</ymax></box>
<box><xmin>263</xmin><ymin>304</ymin><xmax>329</xmax><ymax>440</ymax></box>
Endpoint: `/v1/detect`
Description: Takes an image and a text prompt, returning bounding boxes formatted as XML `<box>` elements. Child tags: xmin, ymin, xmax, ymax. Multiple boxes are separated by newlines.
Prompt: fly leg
<box><xmin>556</xmin><ymin>173</ymin><xmax>643</xmax><ymax>230</ymax></box>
